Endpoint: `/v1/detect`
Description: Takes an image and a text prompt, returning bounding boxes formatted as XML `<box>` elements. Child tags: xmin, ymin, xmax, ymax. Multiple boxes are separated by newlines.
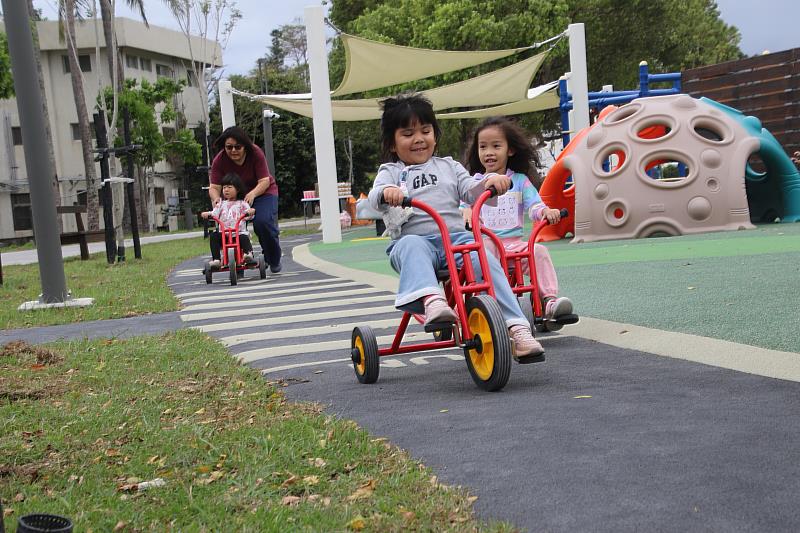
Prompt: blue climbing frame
<box><xmin>559</xmin><ymin>62</ymin><xmax>682</xmax><ymax>146</ymax></box>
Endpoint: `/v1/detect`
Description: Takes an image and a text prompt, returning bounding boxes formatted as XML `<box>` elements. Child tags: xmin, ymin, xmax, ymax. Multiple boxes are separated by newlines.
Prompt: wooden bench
<box><xmin>57</xmin><ymin>204</ymin><xmax>106</xmax><ymax>260</ymax></box>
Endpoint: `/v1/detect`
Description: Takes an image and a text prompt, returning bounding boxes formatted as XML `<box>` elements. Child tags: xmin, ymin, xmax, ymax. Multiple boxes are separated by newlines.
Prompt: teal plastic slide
<box><xmin>702</xmin><ymin>97</ymin><xmax>800</xmax><ymax>223</ymax></box>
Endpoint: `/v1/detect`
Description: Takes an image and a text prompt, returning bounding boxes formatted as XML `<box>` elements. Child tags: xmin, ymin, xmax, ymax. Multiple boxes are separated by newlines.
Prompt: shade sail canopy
<box><xmin>331</xmin><ymin>33</ymin><xmax>531</xmax><ymax>97</ymax></box>
<box><xmin>245</xmin><ymin>51</ymin><xmax>549</xmax><ymax>121</ymax></box>
<box><xmin>436</xmin><ymin>81</ymin><xmax>560</xmax><ymax>119</ymax></box>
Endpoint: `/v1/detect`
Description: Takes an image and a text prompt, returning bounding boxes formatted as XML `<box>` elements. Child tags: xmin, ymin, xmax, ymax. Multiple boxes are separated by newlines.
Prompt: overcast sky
<box><xmin>30</xmin><ymin>0</ymin><xmax>800</xmax><ymax>77</ymax></box>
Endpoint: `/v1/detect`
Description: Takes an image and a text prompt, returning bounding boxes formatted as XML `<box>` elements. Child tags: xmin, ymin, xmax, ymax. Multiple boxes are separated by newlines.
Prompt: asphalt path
<box><xmin>166</xmin><ymin>234</ymin><xmax>800</xmax><ymax>532</ymax></box>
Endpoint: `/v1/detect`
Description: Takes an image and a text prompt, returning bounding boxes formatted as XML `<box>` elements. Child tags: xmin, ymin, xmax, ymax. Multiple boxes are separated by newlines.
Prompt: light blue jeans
<box><xmin>386</xmin><ymin>232</ymin><xmax>528</xmax><ymax>328</ymax></box>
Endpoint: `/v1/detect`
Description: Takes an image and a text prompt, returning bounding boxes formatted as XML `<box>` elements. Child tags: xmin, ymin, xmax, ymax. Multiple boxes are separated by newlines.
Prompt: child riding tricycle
<box><xmin>351</xmin><ymin>188</ymin><xmax>574</xmax><ymax>391</ymax></box>
<box><xmin>201</xmin><ymin>174</ymin><xmax>267</xmax><ymax>285</ymax></box>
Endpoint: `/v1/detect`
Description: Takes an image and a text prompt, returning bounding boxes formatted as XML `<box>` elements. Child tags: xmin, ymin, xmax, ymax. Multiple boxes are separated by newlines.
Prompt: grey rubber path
<box><xmin>4</xmin><ymin>227</ymin><xmax>800</xmax><ymax>532</ymax></box>
<box><xmin>170</xmin><ymin>235</ymin><xmax>800</xmax><ymax>532</ymax></box>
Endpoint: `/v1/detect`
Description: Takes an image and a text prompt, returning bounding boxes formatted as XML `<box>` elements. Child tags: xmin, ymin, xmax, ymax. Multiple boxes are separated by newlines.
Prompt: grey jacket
<box><xmin>367</xmin><ymin>157</ymin><xmax>486</xmax><ymax>238</ymax></box>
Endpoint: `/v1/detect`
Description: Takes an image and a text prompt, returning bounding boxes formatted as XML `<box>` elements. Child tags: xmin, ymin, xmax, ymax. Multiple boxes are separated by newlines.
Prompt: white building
<box><xmin>0</xmin><ymin>17</ymin><xmax>221</xmax><ymax>240</ymax></box>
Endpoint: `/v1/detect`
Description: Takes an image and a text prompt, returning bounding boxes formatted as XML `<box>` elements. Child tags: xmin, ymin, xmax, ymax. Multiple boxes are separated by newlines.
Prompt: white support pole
<box><xmin>567</xmin><ymin>23</ymin><xmax>590</xmax><ymax>133</ymax></box>
<box><xmin>218</xmin><ymin>79</ymin><xmax>236</xmax><ymax>130</ymax></box>
<box><xmin>305</xmin><ymin>5</ymin><xmax>341</xmax><ymax>244</ymax></box>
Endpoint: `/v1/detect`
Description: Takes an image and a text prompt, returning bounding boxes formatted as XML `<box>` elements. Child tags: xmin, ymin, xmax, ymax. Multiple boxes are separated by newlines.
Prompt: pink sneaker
<box><xmin>544</xmin><ymin>297</ymin><xmax>573</xmax><ymax>320</ymax></box>
<box><xmin>423</xmin><ymin>296</ymin><xmax>457</xmax><ymax>325</ymax></box>
<box><xmin>509</xmin><ymin>325</ymin><xmax>544</xmax><ymax>363</ymax></box>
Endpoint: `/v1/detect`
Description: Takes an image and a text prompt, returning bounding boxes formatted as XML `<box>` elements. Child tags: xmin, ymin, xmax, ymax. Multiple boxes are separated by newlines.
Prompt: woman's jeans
<box><xmin>251</xmin><ymin>194</ymin><xmax>282</xmax><ymax>268</ymax></box>
<box><xmin>387</xmin><ymin>232</ymin><xmax>527</xmax><ymax>328</ymax></box>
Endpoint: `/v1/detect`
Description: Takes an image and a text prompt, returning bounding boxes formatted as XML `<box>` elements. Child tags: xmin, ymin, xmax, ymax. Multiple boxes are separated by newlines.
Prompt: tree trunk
<box><xmin>26</xmin><ymin>0</ymin><xmax>62</xmax><ymax>232</ymax></box>
<box><xmin>99</xmin><ymin>0</ymin><xmax>124</xmax><ymax>93</ymax></box>
<box><xmin>64</xmin><ymin>0</ymin><xmax>100</xmax><ymax>230</ymax></box>
<box><xmin>137</xmin><ymin>165</ymin><xmax>150</xmax><ymax>231</ymax></box>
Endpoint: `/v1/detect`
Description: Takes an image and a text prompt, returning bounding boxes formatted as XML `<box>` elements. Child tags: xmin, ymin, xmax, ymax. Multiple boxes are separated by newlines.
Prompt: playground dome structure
<box><xmin>561</xmin><ymin>93</ymin><xmax>758</xmax><ymax>243</ymax></box>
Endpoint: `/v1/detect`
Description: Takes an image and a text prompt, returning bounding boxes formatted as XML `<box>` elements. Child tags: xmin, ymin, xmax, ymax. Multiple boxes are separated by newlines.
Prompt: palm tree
<box><xmin>61</xmin><ymin>0</ymin><xmax>101</xmax><ymax>230</ymax></box>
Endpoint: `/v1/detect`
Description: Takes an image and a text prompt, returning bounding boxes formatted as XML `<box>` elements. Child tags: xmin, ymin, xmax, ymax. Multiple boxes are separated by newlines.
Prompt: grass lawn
<box><xmin>1</xmin><ymin>238</ymin><xmax>210</xmax><ymax>330</ymax></box>
<box><xmin>0</xmin><ymin>331</ymin><xmax>509</xmax><ymax>532</ymax></box>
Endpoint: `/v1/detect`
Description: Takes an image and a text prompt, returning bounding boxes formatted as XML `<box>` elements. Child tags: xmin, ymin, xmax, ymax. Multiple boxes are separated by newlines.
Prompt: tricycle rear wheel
<box><xmin>258</xmin><ymin>254</ymin><xmax>267</xmax><ymax>279</ymax></box>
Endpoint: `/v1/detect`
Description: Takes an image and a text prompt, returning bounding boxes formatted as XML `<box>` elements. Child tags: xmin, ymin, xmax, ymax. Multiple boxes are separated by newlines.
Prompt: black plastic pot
<box><xmin>16</xmin><ymin>514</ymin><xmax>73</xmax><ymax>533</ymax></box>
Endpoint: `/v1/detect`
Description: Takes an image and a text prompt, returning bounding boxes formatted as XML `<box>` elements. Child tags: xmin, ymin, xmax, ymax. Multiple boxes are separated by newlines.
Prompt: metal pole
<box><xmin>218</xmin><ymin>80</ymin><xmax>236</xmax><ymax>130</ymax></box>
<box><xmin>94</xmin><ymin>111</ymin><xmax>116</xmax><ymax>264</ymax></box>
<box><xmin>122</xmin><ymin>108</ymin><xmax>141</xmax><ymax>258</ymax></box>
<box><xmin>567</xmin><ymin>23</ymin><xmax>590</xmax><ymax>133</ymax></box>
<box><xmin>305</xmin><ymin>5</ymin><xmax>341</xmax><ymax>243</ymax></box>
<box><xmin>3</xmin><ymin>0</ymin><xmax>68</xmax><ymax>303</ymax></box>
<box><xmin>258</xmin><ymin>59</ymin><xmax>277</xmax><ymax>177</ymax></box>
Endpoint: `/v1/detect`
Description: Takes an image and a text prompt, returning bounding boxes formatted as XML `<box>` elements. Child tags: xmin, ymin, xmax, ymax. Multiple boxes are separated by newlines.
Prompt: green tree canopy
<box><xmin>0</xmin><ymin>32</ymin><xmax>15</xmax><ymax>99</ymax></box>
<box><xmin>99</xmin><ymin>77</ymin><xmax>200</xmax><ymax>168</ymax></box>
<box><xmin>329</xmin><ymin>0</ymin><xmax>742</xmax><ymax>152</ymax></box>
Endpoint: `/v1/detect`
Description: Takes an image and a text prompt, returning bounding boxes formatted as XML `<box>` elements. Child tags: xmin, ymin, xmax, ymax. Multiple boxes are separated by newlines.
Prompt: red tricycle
<box><xmin>481</xmin><ymin>209</ymin><xmax>579</xmax><ymax>334</ymax></box>
<box><xmin>351</xmin><ymin>189</ymin><xmax>573</xmax><ymax>392</ymax></box>
<box><xmin>203</xmin><ymin>213</ymin><xmax>267</xmax><ymax>285</ymax></box>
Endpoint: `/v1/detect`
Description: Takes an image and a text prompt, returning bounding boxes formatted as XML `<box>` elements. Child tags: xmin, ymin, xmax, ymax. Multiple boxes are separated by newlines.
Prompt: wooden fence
<box><xmin>682</xmin><ymin>48</ymin><xmax>800</xmax><ymax>156</ymax></box>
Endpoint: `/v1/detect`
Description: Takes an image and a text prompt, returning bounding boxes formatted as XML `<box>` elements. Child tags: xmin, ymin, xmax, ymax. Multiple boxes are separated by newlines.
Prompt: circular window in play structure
<box><xmin>745</xmin><ymin>152</ymin><xmax>768</xmax><ymax>181</ymax></box>
<box><xmin>604</xmin><ymin>200</ymin><xmax>630</xmax><ymax>227</ymax></box>
<box><xmin>632</xmin><ymin>115</ymin><xmax>677</xmax><ymax>142</ymax></box>
<box><xmin>594</xmin><ymin>143</ymin><xmax>629</xmax><ymax>177</ymax></box>
<box><xmin>640</xmin><ymin>153</ymin><xmax>695</xmax><ymax>187</ymax></box>
<box><xmin>603</xmin><ymin>103</ymin><xmax>643</xmax><ymax>125</ymax></box>
<box><xmin>689</xmin><ymin>117</ymin><xmax>733</xmax><ymax>145</ymax></box>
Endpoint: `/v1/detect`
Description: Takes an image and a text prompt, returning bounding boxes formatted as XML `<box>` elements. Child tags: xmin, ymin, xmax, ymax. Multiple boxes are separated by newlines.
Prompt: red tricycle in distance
<box><xmin>202</xmin><ymin>213</ymin><xmax>267</xmax><ymax>286</ymax></box>
<box><xmin>349</xmin><ymin>189</ymin><xmax>577</xmax><ymax>392</ymax></box>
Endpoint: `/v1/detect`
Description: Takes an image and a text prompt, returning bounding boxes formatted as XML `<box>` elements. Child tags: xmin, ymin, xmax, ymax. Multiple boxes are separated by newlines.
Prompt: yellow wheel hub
<box><xmin>354</xmin><ymin>336</ymin><xmax>366</xmax><ymax>375</ymax></box>
<box><xmin>467</xmin><ymin>307</ymin><xmax>494</xmax><ymax>380</ymax></box>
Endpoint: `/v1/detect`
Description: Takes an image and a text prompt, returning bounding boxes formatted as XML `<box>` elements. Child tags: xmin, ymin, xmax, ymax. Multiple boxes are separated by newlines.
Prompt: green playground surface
<box><xmin>309</xmin><ymin>222</ymin><xmax>800</xmax><ymax>354</ymax></box>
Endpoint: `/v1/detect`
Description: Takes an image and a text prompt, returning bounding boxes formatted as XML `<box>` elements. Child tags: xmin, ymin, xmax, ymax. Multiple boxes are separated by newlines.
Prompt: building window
<box><xmin>11</xmin><ymin>126</ymin><xmax>23</xmax><ymax>145</ymax></box>
<box><xmin>139</xmin><ymin>58</ymin><xmax>152</xmax><ymax>72</ymax></box>
<box><xmin>70</xmin><ymin>122</ymin><xmax>96</xmax><ymax>140</ymax></box>
<box><xmin>11</xmin><ymin>193</ymin><xmax>33</xmax><ymax>231</ymax></box>
<box><xmin>126</xmin><ymin>55</ymin><xmax>139</xmax><ymax>69</ymax></box>
<box><xmin>156</xmin><ymin>64</ymin><xmax>173</xmax><ymax>78</ymax></box>
<box><xmin>77</xmin><ymin>190</ymin><xmax>87</xmax><ymax>206</ymax></box>
<box><xmin>62</xmin><ymin>54</ymin><xmax>92</xmax><ymax>73</ymax></box>
<box><xmin>154</xmin><ymin>187</ymin><xmax>166</xmax><ymax>205</ymax></box>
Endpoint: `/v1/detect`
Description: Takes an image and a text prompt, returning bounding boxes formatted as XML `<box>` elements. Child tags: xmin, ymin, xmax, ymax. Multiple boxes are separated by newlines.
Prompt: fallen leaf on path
<box><xmin>347</xmin><ymin>516</ymin><xmax>366</xmax><ymax>530</ymax></box>
<box><xmin>347</xmin><ymin>479</ymin><xmax>376</xmax><ymax>501</ymax></box>
<box><xmin>281</xmin><ymin>495</ymin><xmax>301</xmax><ymax>506</ymax></box>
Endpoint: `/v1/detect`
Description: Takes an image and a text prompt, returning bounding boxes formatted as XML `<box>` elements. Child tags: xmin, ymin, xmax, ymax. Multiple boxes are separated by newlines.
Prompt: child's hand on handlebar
<box><xmin>483</xmin><ymin>173</ymin><xmax>512</xmax><ymax>196</ymax></box>
<box><xmin>543</xmin><ymin>208</ymin><xmax>562</xmax><ymax>225</ymax></box>
<box><xmin>245</xmin><ymin>208</ymin><xmax>256</xmax><ymax>219</ymax></box>
<box><xmin>382</xmin><ymin>186</ymin><xmax>405</xmax><ymax>206</ymax></box>
<box><xmin>201</xmin><ymin>211</ymin><xmax>211</xmax><ymax>219</ymax></box>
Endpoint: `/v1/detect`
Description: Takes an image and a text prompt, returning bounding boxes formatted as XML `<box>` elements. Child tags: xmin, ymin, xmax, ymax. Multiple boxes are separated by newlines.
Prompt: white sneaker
<box><xmin>509</xmin><ymin>325</ymin><xmax>544</xmax><ymax>363</ymax></box>
<box><xmin>423</xmin><ymin>296</ymin><xmax>457</xmax><ymax>325</ymax></box>
<box><xmin>243</xmin><ymin>252</ymin><xmax>255</xmax><ymax>264</ymax></box>
<box><xmin>544</xmin><ymin>297</ymin><xmax>573</xmax><ymax>320</ymax></box>
<box><xmin>208</xmin><ymin>259</ymin><xmax>221</xmax><ymax>269</ymax></box>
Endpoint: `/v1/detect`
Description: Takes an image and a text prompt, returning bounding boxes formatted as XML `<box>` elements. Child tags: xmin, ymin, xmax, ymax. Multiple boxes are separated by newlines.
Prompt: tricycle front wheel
<box><xmin>463</xmin><ymin>295</ymin><xmax>511</xmax><ymax>392</ymax></box>
<box><xmin>351</xmin><ymin>326</ymin><xmax>379</xmax><ymax>384</ymax></box>
<box><xmin>228</xmin><ymin>248</ymin><xmax>238</xmax><ymax>286</ymax></box>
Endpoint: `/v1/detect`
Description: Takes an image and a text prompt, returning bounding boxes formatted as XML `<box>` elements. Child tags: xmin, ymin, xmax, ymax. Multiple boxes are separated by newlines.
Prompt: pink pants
<box><xmin>484</xmin><ymin>237</ymin><xmax>558</xmax><ymax>300</ymax></box>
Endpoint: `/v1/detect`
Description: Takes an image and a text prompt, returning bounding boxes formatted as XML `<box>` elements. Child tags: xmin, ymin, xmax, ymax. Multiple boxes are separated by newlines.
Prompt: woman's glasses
<box><xmin>225</xmin><ymin>144</ymin><xmax>243</xmax><ymax>151</ymax></box>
